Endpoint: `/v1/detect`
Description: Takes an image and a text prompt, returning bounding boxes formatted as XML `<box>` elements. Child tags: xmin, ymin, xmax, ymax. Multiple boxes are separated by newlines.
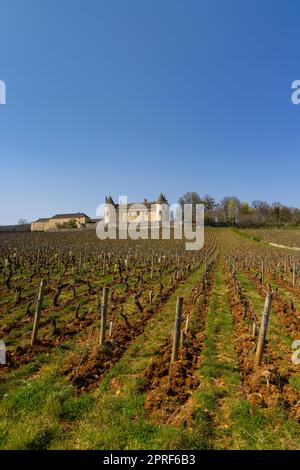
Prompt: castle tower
<box><xmin>155</xmin><ymin>192</ymin><xmax>169</xmax><ymax>223</ymax></box>
<box><xmin>104</xmin><ymin>195</ymin><xmax>116</xmax><ymax>224</ymax></box>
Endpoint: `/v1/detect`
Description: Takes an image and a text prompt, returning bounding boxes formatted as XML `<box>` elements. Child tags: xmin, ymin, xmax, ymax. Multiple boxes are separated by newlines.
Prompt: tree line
<box><xmin>178</xmin><ymin>192</ymin><xmax>300</xmax><ymax>227</ymax></box>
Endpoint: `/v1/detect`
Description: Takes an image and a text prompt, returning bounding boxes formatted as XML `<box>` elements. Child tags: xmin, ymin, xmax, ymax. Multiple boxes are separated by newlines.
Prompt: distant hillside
<box><xmin>0</xmin><ymin>224</ymin><xmax>31</xmax><ymax>233</ymax></box>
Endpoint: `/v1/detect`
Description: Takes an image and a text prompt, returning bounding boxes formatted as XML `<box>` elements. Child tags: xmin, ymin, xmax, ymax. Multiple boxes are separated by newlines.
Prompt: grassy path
<box><xmin>192</xmin><ymin>255</ymin><xmax>300</xmax><ymax>449</ymax></box>
<box><xmin>192</xmin><ymin>256</ymin><xmax>247</xmax><ymax>449</ymax></box>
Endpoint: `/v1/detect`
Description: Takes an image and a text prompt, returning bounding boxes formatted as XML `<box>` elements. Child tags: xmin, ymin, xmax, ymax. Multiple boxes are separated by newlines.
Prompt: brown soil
<box><xmin>143</xmin><ymin>336</ymin><xmax>202</xmax><ymax>423</ymax></box>
<box><xmin>1</xmin><ymin>310</ymin><xmax>96</xmax><ymax>373</ymax></box>
<box><xmin>249</xmin><ymin>274</ymin><xmax>300</xmax><ymax>337</ymax></box>
<box><xmin>142</xmin><ymin>269</ymin><xmax>214</xmax><ymax>424</ymax></box>
<box><xmin>63</xmin><ymin>282</ymin><xmax>182</xmax><ymax>393</ymax></box>
<box><xmin>226</xmin><ymin>269</ymin><xmax>300</xmax><ymax>421</ymax></box>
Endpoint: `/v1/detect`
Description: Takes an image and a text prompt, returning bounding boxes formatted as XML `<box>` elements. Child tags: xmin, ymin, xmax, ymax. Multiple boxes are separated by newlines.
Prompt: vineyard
<box><xmin>0</xmin><ymin>228</ymin><xmax>299</xmax><ymax>450</ymax></box>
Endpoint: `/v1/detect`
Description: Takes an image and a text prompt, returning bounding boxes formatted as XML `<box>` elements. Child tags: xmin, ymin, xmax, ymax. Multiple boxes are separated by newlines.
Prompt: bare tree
<box><xmin>18</xmin><ymin>218</ymin><xmax>28</xmax><ymax>225</ymax></box>
<box><xmin>220</xmin><ymin>197</ymin><xmax>240</xmax><ymax>225</ymax></box>
<box><xmin>178</xmin><ymin>192</ymin><xmax>202</xmax><ymax>223</ymax></box>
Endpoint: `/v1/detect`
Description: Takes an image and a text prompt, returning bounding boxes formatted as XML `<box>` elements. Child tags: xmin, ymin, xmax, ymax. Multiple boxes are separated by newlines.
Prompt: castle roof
<box><xmin>105</xmin><ymin>194</ymin><xmax>169</xmax><ymax>207</ymax></box>
<box><xmin>33</xmin><ymin>218</ymin><xmax>49</xmax><ymax>223</ymax></box>
<box><xmin>156</xmin><ymin>192</ymin><xmax>168</xmax><ymax>204</ymax></box>
<box><xmin>105</xmin><ymin>195</ymin><xmax>115</xmax><ymax>205</ymax></box>
<box><xmin>51</xmin><ymin>213</ymin><xmax>89</xmax><ymax>220</ymax></box>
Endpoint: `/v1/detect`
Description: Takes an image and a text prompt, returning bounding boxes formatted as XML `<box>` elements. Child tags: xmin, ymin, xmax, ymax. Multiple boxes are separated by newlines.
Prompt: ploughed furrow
<box><xmin>0</xmin><ymin>284</ymin><xmax>102</xmax><ymax>339</ymax></box>
<box><xmin>225</xmin><ymin>265</ymin><xmax>300</xmax><ymax>420</ymax></box>
<box><xmin>1</xmin><ymin>309</ymin><xmax>96</xmax><ymax>373</ymax></box>
<box><xmin>0</xmin><ymin>265</ymin><xmax>178</xmax><ymax>343</ymax></box>
<box><xmin>62</xmin><ymin>266</ymin><xmax>205</xmax><ymax>393</ymax></box>
<box><xmin>248</xmin><ymin>271</ymin><xmax>300</xmax><ymax>339</ymax></box>
<box><xmin>1</xmin><ymin>263</ymin><xmax>191</xmax><ymax>378</ymax></box>
<box><xmin>0</xmin><ymin>232</ymin><xmax>217</xmax><ymax>386</ymax></box>
<box><xmin>264</xmin><ymin>274</ymin><xmax>300</xmax><ymax>303</ymax></box>
<box><xmin>143</xmin><ymin>264</ymin><xmax>215</xmax><ymax>423</ymax></box>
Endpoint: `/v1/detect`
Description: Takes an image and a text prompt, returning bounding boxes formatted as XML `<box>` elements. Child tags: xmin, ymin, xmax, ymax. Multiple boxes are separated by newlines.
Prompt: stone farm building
<box><xmin>104</xmin><ymin>193</ymin><xmax>169</xmax><ymax>224</ymax></box>
<box><xmin>31</xmin><ymin>213</ymin><xmax>90</xmax><ymax>231</ymax></box>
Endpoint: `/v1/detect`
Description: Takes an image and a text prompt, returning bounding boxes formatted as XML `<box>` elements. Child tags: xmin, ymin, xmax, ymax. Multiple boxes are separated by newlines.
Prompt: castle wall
<box><xmin>31</xmin><ymin>221</ymin><xmax>50</xmax><ymax>231</ymax></box>
<box><xmin>48</xmin><ymin>216</ymin><xmax>87</xmax><ymax>230</ymax></box>
<box><xmin>31</xmin><ymin>216</ymin><xmax>88</xmax><ymax>231</ymax></box>
<box><xmin>104</xmin><ymin>203</ymin><xmax>169</xmax><ymax>224</ymax></box>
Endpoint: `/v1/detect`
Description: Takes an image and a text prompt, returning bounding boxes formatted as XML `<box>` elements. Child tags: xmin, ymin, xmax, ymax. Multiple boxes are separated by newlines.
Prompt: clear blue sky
<box><xmin>0</xmin><ymin>0</ymin><xmax>300</xmax><ymax>224</ymax></box>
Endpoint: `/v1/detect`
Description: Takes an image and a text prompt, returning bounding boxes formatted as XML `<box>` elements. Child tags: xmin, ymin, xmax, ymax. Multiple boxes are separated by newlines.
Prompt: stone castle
<box><xmin>104</xmin><ymin>193</ymin><xmax>169</xmax><ymax>224</ymax></box>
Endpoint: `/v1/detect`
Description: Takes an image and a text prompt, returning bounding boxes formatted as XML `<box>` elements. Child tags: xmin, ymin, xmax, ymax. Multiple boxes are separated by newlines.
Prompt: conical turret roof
<box><xmin>106</xmin><ymin>195</ymin><xmax>115</xmax><ymax>205</ymax></box>
<box><xmin>156</xmin><ymin>192</ymin><xmax>168</xmax><ymax>204</ymax></box>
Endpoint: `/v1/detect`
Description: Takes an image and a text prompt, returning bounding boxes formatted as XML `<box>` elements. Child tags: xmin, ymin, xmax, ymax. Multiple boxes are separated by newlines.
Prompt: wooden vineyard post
<box><xmin>255</xmin><ymin>285</ymin><xmax>273</xmax><ymax>367</ymax></box>
<box><xmin>109</xmin><ymin>320</ymin><xmax>113</xmax><ymax>338</ymax></box>
<box><xmin>176</xmin><ymin>255</ymin><xmax>180</xmax><ymax>280</ymax></box>
<box><xmin>102</xmin><ymin>253</ymin><xmax>106</xmax><ymax>276</ymax></box>
<box><xmin>36</xmin><ymin>248</ymin><xmax>40</xmax><ymax>273</ymax></box>
<box><xmin>31</xmin><ymin>279</ymin><xmax>46</xmax><ymax>346</ymax></box>
<box><xmin>180</xmin><ymin>329</ymin><xmax>185</xmax><ymax>350</ymax></box>
<box><xmin>99</xmin><ymin>287</ymin><xmax>109</xmax><ymax>349</ymax></box>
<box><xmin>292</xmin><ymin>262</ymin><xmax>296</xmax><ymax>288</ymax></box>
<box><xmin>242</xmin><ymin>303</ymin><xmax>247</xmax><ymax>320</ymax></box>
<box><xmin>125</xmin><ymin>255</ymin><xmax>129</xmax><ymax>274</ymax></box>
<box><xmin>261</xmin><ymin>260</ymin><xmax>264</xmax><ymax>286</ymax></box>
<box><xmin>171</xmin><ymin>297</ymin><xmax>183</xmax><ymax>363</ymax></box>
<box><xmin>185</xmin><ymin>314</ymin><xmax>190</xmax><ymax>333</ymax></box>
<box><xmin>151</xmin><ymin>255</ymin><xmax>154</xmax><ymax>280</ymax></box>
